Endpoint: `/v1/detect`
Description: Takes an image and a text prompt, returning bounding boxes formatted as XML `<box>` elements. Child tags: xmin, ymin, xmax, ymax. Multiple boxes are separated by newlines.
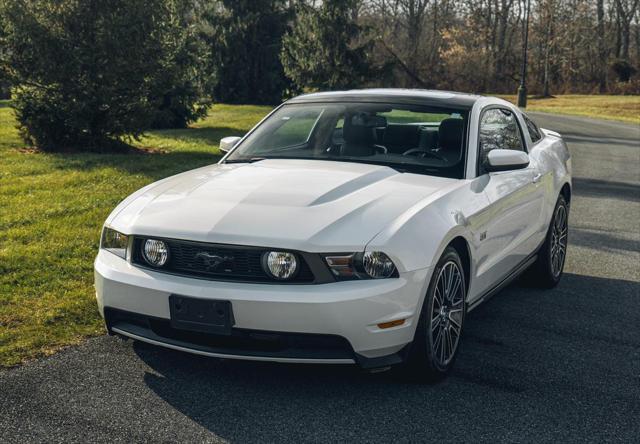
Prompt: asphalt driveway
<box><xmin>1</xmin><ymin>113</ymin><xmax>638</xmax><ymax>443</ymax></box>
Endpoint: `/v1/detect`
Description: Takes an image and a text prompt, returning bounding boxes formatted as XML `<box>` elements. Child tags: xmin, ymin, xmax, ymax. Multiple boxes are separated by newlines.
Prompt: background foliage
<box><xmin>360</xmin><ymin>0</ymin><xmax>640</xmax><ymax>94</ymax></box>
<box><xmin>281</xmin><ymin>0</ymin><xmax>385</xmax><ymax>90</ymax></box>
<box><xmin>206</xmin><ymin>0</ymin><xmax>293</xmax><ymax>104</ymax></box>
<box><xmin>148</xmin><ymin>0</ymin><xmax>215</xmax><ymax>129</ymax></box>
<box><xmin>0</xmin><ymin>0</ymin><xmax>639</xmax><ymax>151</ymax></box>
<box><xmin>1</xmin><ymin>0</ymin><xmax>188</xmax><ymax>151</ymax></box>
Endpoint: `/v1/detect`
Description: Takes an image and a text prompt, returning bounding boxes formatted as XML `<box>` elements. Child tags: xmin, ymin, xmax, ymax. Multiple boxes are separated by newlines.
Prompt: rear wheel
<box><xmin>403</xmin><ymin>247</ymin><xmax>466</xmax><ymax>381</ymax></box>
<box><xmin>525</xmin><ymin>194</ymin><xmax>569</xmax><ymax>288</ymax></box>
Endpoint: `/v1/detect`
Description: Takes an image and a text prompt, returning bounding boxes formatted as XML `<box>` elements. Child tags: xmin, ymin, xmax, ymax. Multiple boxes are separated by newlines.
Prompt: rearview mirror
<box><xmin>219</xmin><ymin>136</ymin><xmax>242</xmax><ymax>154</ymax></box>
<box><xmin>485</xmin><ymin>149</ymin><xmax>530</xmax><ymax>172</ymax></box>
<box><xmin>350</xmin><ymin>113</ymin><xmax>387</xmax><ymax>128</ymax></box>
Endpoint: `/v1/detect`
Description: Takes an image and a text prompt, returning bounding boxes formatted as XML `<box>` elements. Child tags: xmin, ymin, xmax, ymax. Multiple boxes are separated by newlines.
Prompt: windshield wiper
<box><xmin>223</xmin><ymin>157</ymin><xmax>267</xmax><ymax>164</ymax></box>
<box><xmin>223</xmin><ymin>155</ymin><xmax>441</xmax><ymax>175</ymax></box>
<box><xmin>321</xmin><ymin>156</ymin><xmax>440</xmax><ymax>174</ymax></box>
<box><xmin>224</xmin><ymin>155</ymin><xmax>323</xmax><ymax>164</ymax></box>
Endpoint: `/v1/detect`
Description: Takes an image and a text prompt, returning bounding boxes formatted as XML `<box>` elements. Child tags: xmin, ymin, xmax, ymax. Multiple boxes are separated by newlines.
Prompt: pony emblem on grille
<box><xmin>194</xmin><ymin>252</ymin><xmax>235</xmax><ymax>272</ymax></box>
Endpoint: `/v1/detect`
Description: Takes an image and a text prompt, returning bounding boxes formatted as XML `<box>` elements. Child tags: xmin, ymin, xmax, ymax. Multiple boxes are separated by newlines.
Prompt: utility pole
<box><xmin>517</xmin><ymin>0</ymin><xmax>531</xmax><ymax>108</ymax></box>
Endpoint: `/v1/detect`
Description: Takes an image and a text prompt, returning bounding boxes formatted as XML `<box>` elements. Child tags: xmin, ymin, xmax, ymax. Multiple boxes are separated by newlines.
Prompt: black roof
<box><xmin>286</xmin><ymin>88</ymin><xmax>482</xmax><ymax>109</ymax></box>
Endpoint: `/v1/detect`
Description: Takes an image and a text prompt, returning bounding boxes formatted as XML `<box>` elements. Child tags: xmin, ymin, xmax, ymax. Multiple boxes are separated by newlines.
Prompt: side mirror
<box><xmin>485</xmin><ymin>149</ymin><xmax>530</xmax><ymax>172</ymax></box>
<box><xmin>219</xmin><ymin>136</ymin><xmax>242</xmax><ymax>154</ymax></box>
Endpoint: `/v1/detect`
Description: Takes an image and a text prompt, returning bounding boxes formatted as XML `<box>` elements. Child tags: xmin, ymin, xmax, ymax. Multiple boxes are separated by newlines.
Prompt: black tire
<box><xmin>401</xmin><ymin>246</ymin><xmax>466</xmax><ymax>381</ymax></box>
<box><xmin>524</xmin><ymin>194</ymin><xmax>569</xmax><ymax>288</ymax></box>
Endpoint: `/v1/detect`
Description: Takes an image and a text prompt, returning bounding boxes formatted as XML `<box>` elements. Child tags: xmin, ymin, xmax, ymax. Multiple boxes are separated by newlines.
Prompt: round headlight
<box><xmin>362</xmin><ymin>251</ymin><xmax>396</xmax><ymax>278</ymax></box>
<box><xmin>143</xmin><ymin>239</ymin><xmax>169</xmax><ymax>267</ymax></box>
<box><xmin>263</xmin><ymin>251</ymin><xmax>298</xmax><ymax>280</ymax></box>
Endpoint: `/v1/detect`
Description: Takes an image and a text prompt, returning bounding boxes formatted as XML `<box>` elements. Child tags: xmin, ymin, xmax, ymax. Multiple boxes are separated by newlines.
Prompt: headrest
<box><xmin>343</xmin><ymin>113</ymin><xmax>386</xmax><ymax>145</ymax></box>
<box><xmin>438</xmin><ymin>118</ymin><xmax>464</xmax><ymax>151</ymax></box>
<box><xmin>350</xmin><ymin>113</ymin><xmax>387</xmax><ymax>128</ymax></box>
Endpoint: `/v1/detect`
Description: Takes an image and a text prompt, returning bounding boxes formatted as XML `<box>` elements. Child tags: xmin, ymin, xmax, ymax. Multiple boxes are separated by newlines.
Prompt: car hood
<box><xmin>107</xmin><ymin>159</ymin><xmax>461</xmax><ymax>251</ymax></box>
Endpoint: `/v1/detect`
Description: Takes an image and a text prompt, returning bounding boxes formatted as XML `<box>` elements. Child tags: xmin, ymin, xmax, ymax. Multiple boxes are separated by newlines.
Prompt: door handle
<box><xmin>532</xmin><ymin>173</ymin><xmax>542</xmax><ymax>183</ymax></box>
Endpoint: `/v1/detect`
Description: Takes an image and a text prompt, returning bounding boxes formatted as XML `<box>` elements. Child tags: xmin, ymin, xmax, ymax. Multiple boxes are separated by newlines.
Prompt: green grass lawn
<box><xmin>498</xmin><ymin>94</ymin><xmax>640</xmax><ymax>124</ymax></box>
<box><xmin>0</xmin><ymin>101</ymin><xmax>271</xmax><ymax>367</ymax></box>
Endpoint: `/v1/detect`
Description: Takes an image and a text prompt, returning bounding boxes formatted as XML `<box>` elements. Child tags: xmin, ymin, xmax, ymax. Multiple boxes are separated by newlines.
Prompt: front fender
<box><xmin>365</xmin><ymin>179</ymin><xmax>487</xmax><ymax>274</ymax></box>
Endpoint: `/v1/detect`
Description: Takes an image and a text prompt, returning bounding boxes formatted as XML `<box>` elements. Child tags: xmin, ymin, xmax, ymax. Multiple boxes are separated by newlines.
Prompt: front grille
<box><xmin>132</xmin><ymin>237</ymin><xmax>316</xmax><ymax>283</ymax></box>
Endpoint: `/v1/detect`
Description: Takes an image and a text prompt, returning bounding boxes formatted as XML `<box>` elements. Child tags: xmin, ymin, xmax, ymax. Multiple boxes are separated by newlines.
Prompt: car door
<box><xmin>473</xmin><ymin>107</ymin><xmax>545</xmax><ymax>293</ymax></box>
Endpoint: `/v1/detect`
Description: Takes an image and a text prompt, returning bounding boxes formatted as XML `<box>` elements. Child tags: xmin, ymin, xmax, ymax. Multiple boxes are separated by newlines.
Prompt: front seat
<box><xmin>340</xmin><ymin>113</ymin><xmax>378</xmax><ymax>156</ymax></box>
<box><xmin>437</xmin><ymin>118</ymin><xmax>464</xmax><ymax>163</ymax></box>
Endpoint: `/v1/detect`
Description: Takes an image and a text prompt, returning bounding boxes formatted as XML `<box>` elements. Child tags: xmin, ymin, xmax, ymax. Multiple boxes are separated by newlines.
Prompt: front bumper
<box><xmin>95</xmin><ymin>250</ymin><xmax>431</xmax><ymax>367</ymax></box>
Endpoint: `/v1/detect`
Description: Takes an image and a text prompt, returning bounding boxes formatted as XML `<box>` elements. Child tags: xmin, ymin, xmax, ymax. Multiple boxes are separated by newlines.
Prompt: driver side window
<box><xmin>479</xmin><ymin>108</ymin><xmax>525</xmax><ymax>173</ymax></box>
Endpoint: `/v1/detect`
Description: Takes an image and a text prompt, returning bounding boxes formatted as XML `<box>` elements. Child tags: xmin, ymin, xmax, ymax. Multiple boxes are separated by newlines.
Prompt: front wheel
<box><xmin>402</xmin><ymin>246</ymin><xmax>466</xmax><ymax>381</ymax></box>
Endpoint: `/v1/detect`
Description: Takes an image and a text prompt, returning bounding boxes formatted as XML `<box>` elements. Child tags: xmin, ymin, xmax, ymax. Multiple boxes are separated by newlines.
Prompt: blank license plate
<box><xmin>169</xmin><ymin>295</ymin><xmax>234</xmax><ymax>335</ymax></box>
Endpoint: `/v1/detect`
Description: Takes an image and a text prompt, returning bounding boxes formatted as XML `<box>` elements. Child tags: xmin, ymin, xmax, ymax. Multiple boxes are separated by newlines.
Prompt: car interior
<box><xmin>325</xmin><ymin>109</ymin><xmax>466</xmax><ymax>177</ymax></box>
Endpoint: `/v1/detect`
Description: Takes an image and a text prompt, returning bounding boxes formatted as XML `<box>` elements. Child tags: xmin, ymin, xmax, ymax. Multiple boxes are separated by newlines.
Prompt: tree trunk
<box><xmin>614</xmin><ymin>9</ymin><xmax>622</xmax><ymax>58</ymax></box>
<box><xmin>616</xmin><ymin>0</ymin><xmax>640</xmax><ymax>61</ymax></box>
<box><xmin>542</xmin><ymin>34</ymin><xmax>551</xmax><ymax>96</ymax></box>
<box><xmin>596</xmin><ymin>0</ymin><xmax>607</xmax><ymax>92</ymax></box>
<box><xmin>497</xmin><ymin>0</ymin><xmax>516</xmax><ymax>92</ymax></box>
<box><xmin>636</xmin><ymin>17</ymin><xmax>640</xmax><ymax>62</ymax></box>
<box><xmin>494</xmin><ymin>3</ymin><xmax>508</xmax><ymax>89</ymax></box>
<box><xmin>621</xmin><ymin>21</ymin><xmax>630</xmax><ymax>60</ymax></box>
<box><xmin>403</xmin><ymin>0</ymin><xmax>428</xmax><ymax>88</ymax></box>
<box><xmin>542</xmin><ymin>0</ymin><xmax>554</xmax><ymax>97</ymax></box>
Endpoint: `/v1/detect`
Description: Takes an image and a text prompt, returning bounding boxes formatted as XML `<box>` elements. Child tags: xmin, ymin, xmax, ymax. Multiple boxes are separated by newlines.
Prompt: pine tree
<box><xmin>280</xmin><ymin>0</ymin><xmax>379</xmax><ymax>91</ymax></box>
<box><xmin>207</xmin><ymin>0</ymin><xmax>292</xmax><ymax>104</ymax></box>
<box><xmin>1</xmin><ymin>0</ymin><xmax>212</xmax><ymax>150</ymax></box>
<box><xmin>148</xmin><ymin>0</ymin><xmax>214</xmax><ymax>129</ymax></box>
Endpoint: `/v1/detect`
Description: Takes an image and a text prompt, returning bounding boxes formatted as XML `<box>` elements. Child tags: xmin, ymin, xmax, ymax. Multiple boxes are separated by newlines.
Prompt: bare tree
<box><xmin>400</xmin><ymin>0</ymin><xmax>431</xmax><ymax>86</ymax></box>
<box><xmin>493</xmin><ymin>0</ymin><xmax>516</xmax><ymax>89</ymax></box>
<box><xmin>539</xmin><ymin>0</ymin><xmax>555</xmax><ymax>97</ymax></box>
<box><xmin>357</xmin><ymin>0</ymin><xmax>639</xmax><ymax>93</ymax></box>
<box><xmin>365</xmin><ymin>0</ymin><xmax>433</xmax><ymax>86</ymax></box>
<box><xmin>597</xmin><ymin>0</ymin><xmax>608</xmax><ymax>92</ymax></box>
<box><xmin>615</xmin><ymin>0</ymin><xmax>639</xmax><ymax>60</ymax></box>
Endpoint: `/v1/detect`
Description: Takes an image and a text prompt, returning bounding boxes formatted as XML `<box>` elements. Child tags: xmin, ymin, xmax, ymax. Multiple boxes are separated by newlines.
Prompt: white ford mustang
<box><xmin>95</xmin><ymin>89</ymin><xmax>571</xmax><ymax>379</ymax></box>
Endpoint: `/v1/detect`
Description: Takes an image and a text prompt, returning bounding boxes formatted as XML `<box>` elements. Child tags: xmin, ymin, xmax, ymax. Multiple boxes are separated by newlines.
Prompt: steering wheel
<box><xmin>402</xmin><ymin>148</ymin><xmax>447</xmax><ymax>162</ymax></box>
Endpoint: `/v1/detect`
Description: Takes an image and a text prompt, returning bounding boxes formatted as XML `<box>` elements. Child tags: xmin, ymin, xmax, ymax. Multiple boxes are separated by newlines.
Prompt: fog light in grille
<box><xmin>263</xmin><ymin>251</ymin><xmax>298</xmax><ymax>280</ymax></box>
<box><xmin>143</xmin><ymin>239</ymin><xmax>169</xmax><ymax>267</ymax></box>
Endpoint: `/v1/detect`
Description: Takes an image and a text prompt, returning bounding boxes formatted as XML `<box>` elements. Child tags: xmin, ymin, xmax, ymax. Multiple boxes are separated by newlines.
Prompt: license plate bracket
<box><xmin>169</xmin><ymin>295</ymin><xmax>234</xmax><ymax>335</ymax></box>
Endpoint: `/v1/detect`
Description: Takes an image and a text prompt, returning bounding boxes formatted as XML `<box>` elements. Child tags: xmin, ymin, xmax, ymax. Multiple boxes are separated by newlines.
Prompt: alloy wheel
<box><xmin>429</xmin><ymin>261</ymin><xmax>465</xmax><ymax>368</ymax></box>
<box><xmin>550</xmin><ymin>204</ymin><xmax>568</xmax><ymax>278</ymax></box>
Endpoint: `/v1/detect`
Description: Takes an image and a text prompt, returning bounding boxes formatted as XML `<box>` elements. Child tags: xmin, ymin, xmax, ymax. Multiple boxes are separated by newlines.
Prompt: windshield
<box><xmin>224</xmin><ymin>102</ymin><xmax>469</xmax><ymax>178</ymax></box>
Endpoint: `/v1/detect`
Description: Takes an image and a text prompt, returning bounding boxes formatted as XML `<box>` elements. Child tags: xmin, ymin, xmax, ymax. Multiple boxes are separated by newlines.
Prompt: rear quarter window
<box><xmin>523</xmin><ymin>114</ymin><xmax>543</xmax><ymax>144</ymax></box>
